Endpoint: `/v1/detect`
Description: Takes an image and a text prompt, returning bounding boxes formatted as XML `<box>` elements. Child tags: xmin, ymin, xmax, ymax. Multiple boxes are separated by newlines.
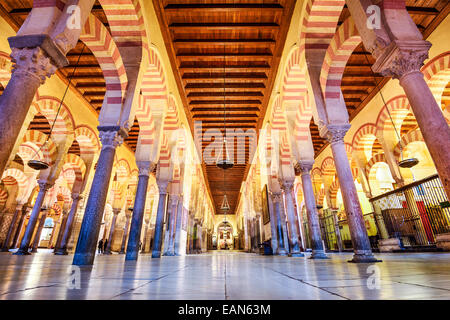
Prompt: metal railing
<box><xmin>370</xmin><ymin>174</ymin><xmax>450</xmax><ymax>247</ymax></box>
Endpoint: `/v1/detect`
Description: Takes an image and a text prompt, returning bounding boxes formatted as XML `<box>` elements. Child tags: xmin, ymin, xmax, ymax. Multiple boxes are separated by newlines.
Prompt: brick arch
<box><xmin>98</xmin><ymin>0</ymin><xmax>144</xmax><ymax>50</ymax></box>
<box><xmin>80</xmin><ymin>14</ymin><xmax>128</xmax><ymax>114</ymax></box>
<box><xmin>421</xmin><ymin>51</ymin><xmax>450</xmax><ymax>121</ymax></box>
<box><xmin>74</xmin><ymin>125</ymin><xmax>100</xmax><ymax>156</ymax></box>
<box><xmin>115</xmin><ymin>158</ymin><xmax>131</xmax><ymax>183</ymax></box>
<box><xmin>163</xmin><ymin>96</ymin><xmax>180</xmax><ymax>132</ymax></box>
<box><xmin>22</xmin><ymin>130</ymin><xmax>58</xmax><ymax>166</ymax></box>
<box><xmin>393</xmin><ymin>129</ymin><xmax>425</xmax><ymax>161</ymax></box>
<box><xmin>1</xmin><ymin>168</ymin><xmax>27</xmax><ymax>202</ymax></box>
<box><xmin>271</xmin><ymin>95</ymin><xmax>287</xmax><ymax>132</ymax></box>
<box><xmin>329</xmin><ymin>179</ymin><xmax>340</xmax><ymax>208</ymax></box>
<box><xmin>320</xmin><ymin>18</ymin><xmax>361</xmax><ymax>104</ymax></box>
<box><xmin>301</xmin><ymin>0</ymin><xmax>346</xmax><ymax>65</ymax></box>
<box><xmin>375</xmin><ymin>95</ymin><xmax>412</xmax><ymax>140</ymax></box>
<box><xmin>316</xmin><ymin>188</ymin><xmax>326</xmax><ymax>207</ymax></box>
<box><xmin>64</xmin><ymin>153</ymin><xmax>87</xmax><ymax>187</ymax></box>
<box><xmin>159</xmin><ymin>134</ymin><xmax>171</xmax><ymax>170</ymax></box>
<box><xmin>365</xmin><ymin>153</ymin><xmax>388</xmax><ymax>177</ymax></box>
<box><xmin>0</xmin><ymin>188</ymin><xmax>8</xmax><ymax>207</ymax></box>
<box><xmin>352</xmin><ymin>123</ymin><xmax>379</xmax><ymax>165</ymax></box>
<box><xmin>33</xmin><ymin>96</ymin><xmax>75</xmax><ymax>136</ymax></box>
<box><xmin>320</xmin><ymin>157</ymin><xmax>336</xmax><ymax>188</ymax></box>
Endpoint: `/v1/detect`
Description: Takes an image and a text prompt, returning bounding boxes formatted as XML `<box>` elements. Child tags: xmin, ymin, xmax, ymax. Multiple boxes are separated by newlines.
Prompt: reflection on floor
<box><xmin>0</xmin><ymin>251</ymin><xmax>450</xmax><ymax>300</ymax></box>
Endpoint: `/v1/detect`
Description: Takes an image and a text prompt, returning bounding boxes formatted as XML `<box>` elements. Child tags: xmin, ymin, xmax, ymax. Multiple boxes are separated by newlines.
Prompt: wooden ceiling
<box><xmin>153</xmin><ymin>0</ymin><xmax>296</xmax><ymax>214</ymax></box>
<box><xmin>311</xmin><ymin>0</ymin><xmax>450</xmax><ymax>156</ymax></box>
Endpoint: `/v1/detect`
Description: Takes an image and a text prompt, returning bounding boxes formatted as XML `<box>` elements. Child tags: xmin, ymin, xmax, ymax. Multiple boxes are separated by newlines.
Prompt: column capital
<box><xmin>112</xmin><ymin>208</ymin><xmax>121</xmax><ymax>216</ymax></box>
<box><xmin>322</xmin><ymin>124</ymin><xmax>351</xmax><ymax>145</ymax></box>
<box><xmin>157</xmin><ymin>180</ymin><xmax>170</xmax><ymax>194</ymax></box>
<box><xmin>372</xmin><ymin>40</ymin><xmax>431</xmax><ymax>80</ymax></box>
<box><xmin>9</xmin><ymin>46</ymin><xmax>58</xmax><ymax>85</ymax></box>
<box><xmin>98</xmin><ymin>126</ymin><xmax>127</xmax><ymax>151</ymax></box>
<box><xmin>296</xmin><ymin>160</ymin><xmax>315</xmax><ymax>175</ymax></box>
<box><xmin>38</xmin><ymin>181</ymin><xmax>53</xmax><ymax>192</ymax></box>
<box><xmin>136</xmin><ymin>161</ymin><xmax>156</xmax><ymax>177</ymax></box>
<box><xmin>270</xmin><ymin>192</ymin><xmax>283</xmax><ymax>204</ymax></box>
<box><xmin>279</xmin><ymin>179</ymin><xmax>295</xmax><ymax>193</ymax></box>
<box><xmin>170</xmin><ymin>194</ymin><xmax>180</xmax><ymax>205</ymax></box>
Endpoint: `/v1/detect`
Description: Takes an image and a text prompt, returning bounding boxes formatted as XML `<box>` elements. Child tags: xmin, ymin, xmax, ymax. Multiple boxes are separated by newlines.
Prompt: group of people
<box><xmin>97</xmin><ymin>239</ymin><xmax>108</xmax><ymax>254</ymax></box>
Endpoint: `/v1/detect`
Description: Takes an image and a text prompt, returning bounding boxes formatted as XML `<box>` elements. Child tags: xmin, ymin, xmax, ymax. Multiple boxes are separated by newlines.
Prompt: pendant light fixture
<box><xmin>363</xmin><ymin>53</ymin><xmax>419</xmax><ymax>169</ymax></box>
<box><xmin>216</xmin><ymin>44</ymin><xmax>234</xmax><ymax>170</ymax></box>
<box><xmin>28</xmin><ymin>44</ymin><xmax>87</xmax><ymax>171</ymax></box>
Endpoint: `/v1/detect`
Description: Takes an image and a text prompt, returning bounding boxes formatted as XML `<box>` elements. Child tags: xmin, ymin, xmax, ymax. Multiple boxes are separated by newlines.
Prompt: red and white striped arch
<box><xmin>365</xmin><ymin>153</ymin><xmax>388</xmax><ymax>177</ymax></box>
<box><xmin>31</xmin><ymin>96</ymin><xmax>75</xmax><ymax>137</ymax></box>
<box><xmin>64</xmin><ymin>153</ymin><xmax>87</xmax><ymax>187</ymax></box>
<box><xmin>301</xmin><ymin>0</ymin><xmax>346</xmax><ymax>59</ymax></box>
<box><xmin>80</xmin><ymin>14</ymin><xmax>128</xmax><ymax>112</ymax></box>
<box><xmin>22</xmin><ymin>130</ymin><xmax>58</xmax><ymax>166</ymax></box>
<box><xmin>393</xmin><ymin>129</ymin><xmax>425</xmax><ymax>161</ymax></box>
<box><xmin>163</xmin><ymin>96</ymin><xmax>180</xmax><ymax>132</ymax></box>
<box><xmin>328</xmin><ymin>179</ymin><xmax>340</xmax><ymax>208</ymax></box>
<box><xmin>98</xmin><ymin>0</ymin><xmax>144</xmax><ymax>50</ymax></box>
<box><xmin>0</xmin><ymin>51</ymin><xmax>11</xmax><ymax>88</ymax></box>
<box><xmin>320</xmin><ymin>18</ymin><xmax>361</xmax><ymax>103</ymax></box>
<box><xmin>320</xmin><ymin>156</ymin><xmax>336</xmax><ymax>187</ymax></box>
<box><xmin>159</xmin><ymin>134</ymin><xmax>171</xmax><ymax>170</ymax></box>
<box><xmin>421</xmin><ymin>51</ymin><xmax>450</xmax><ymax>122</ymax></box>
<box><xmin>352</xmin><ymin>123</ymin><xmax>379</xmax><ymax>165</ymax></box>
<box><xmin>74</xmin><ymin>125</ymin><xmax>100</xmax><ymax>156</ymax></box>
<box><xmin>375</xmin><ymin>95</ymin><xmax>412</xmax><ymax>139</ymax></box>
<box><xmin>1</xmin><ymin>168</ymin><xmax>28</xmax><ymax>202</ymax></box>
<box><xmin>0</xmin><ymin>188</ymin><xmax>8</xmax><ymax>207</ymax></box>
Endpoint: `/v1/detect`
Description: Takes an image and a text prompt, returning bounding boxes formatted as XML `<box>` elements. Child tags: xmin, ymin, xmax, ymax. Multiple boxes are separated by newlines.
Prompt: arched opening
<box><xmin>216</xmin><ymin>221</ymin><xmax>233</xmax><ymax>250</ymax></box>
<box><xmin>369</xmin><ymin>162</ymin><xmax>395</xmax><ymax>197</ymax></box>
<box><xmin>401</xmin><ymin>141</ymin><xmax>437</xmax><ymax>182</ymax></box>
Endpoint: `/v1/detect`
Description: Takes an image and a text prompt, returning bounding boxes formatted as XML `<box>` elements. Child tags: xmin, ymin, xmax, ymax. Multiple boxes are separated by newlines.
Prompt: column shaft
<box><xmin>282</xmin><ymin>183</ymin><xmax>304</xmax><ymax>257</ymax></box>
<box><xmin>119</xmin><ymin>214</ymin><xmax>131</xmax><ymax>254</ymax></box>
<box><xmin>152</xmin><ymin>189</ymin><xmax>168</xmax><ymax>258</ymax></box>
<box><xmin>55</xmin><ymin>195</ymin><xmax>81</xmax><ymax>255</ymax></box>
<box><xmin>1</xmin><ymin>205</ymin><xmax>22</xmax><ymax>252</ymax></box>
<box><xmin>272</xmin><ymin>194</ymin><xmax>287</xmax><ymax>255</ymax></box>
<box><xmin>31</xmin><ymin>210</ymin><xmax>48</xmax><ymax>253</ymax></box>
<box><xmin>105</xmin><ymin>211</ymin><xmax>119</xmax><ymax>254</ymax></box>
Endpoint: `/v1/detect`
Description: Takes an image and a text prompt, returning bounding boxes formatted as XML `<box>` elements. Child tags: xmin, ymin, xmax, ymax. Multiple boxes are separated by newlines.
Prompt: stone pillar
<box><xmin>324</xmin><ymin>125</ymin><xmax>380</xmax><ymax>263</ymax></box>
<box><xmin>53</xmin><ymin>210</ymin><xmax>69</xmax><ymax>252</ymax></box>
<box><xmin>280</xmin><ymin>180</ymin><xmax>304</xmax><ymax>257</ymax></box>
<box><xmin>255</xmin><ymin>214</ymin><xmax>261</xmax><ymax>246</ymax></box>
<box><xmin>164</xmin><ymin>195</ymin><xmax>179</xmax><ymax>256</ymax></box>
<box><xmin>14</xmin><ymin>182</ymin><xmax>52</xmax><ymax>255</ymax></box>
<box><xmin>0</xmin><ymin>46</ymin><xmax>60</xmax><ymax>176</ymax></box>
<box><xmin>54</xmin><ymin>193</ymin><xmax>81</xmax><ymax>255</ymax></box>
<box><xmin>104</xmin><ymin>209</ymin><xmax>120</xmax><ymax>254</ymax></box>
<box><xmin>125</xmin><ymin>164</ymin><xmax>151</xmax><ymax>260</ymax></box>
<box><xmin>12</xmin><ymin>206</ymin><xmax>29</xmax><ymax>249</ymax></box>
<box><xmin>197</xmin><ymin>223</ymin><xmax>203</xmax><ymax>253</ymax></box>
<box><xmin>271</xmin><ymin>193</ymin><xmax>288</xmax><ymax>256</ymax></box>
<box><xmin>1</xmin><ymin>204</ymin><xmax>23</xmax><ymax>252</ymax></box>
<box><xmin>371</xmin><ymin>201</ymin><xmax>390</xmax><ymax>240</ymax></box>
<box><xmin>31</xmin><ymin>209</ymin><xmax>48</xmax><ymax>253</ymax></box>
<box><xmin>267</xmin><ymin>195</ymin><xmax>278</xmax><ymax>253</ymax></box>
<box><xmin>173</xmin><ymin>197</ymin><xmax>184</xmax><ymax>255</ymax></box>
<box><xmin>187</xmin><ymin>213</ymin><xmax>195</xmax><ymax>254</ymax></box>
<box><xmin>119</xmin><ymin>210</ymin><xmax>132</xmax><ymax>254</ymax></box>
<box><xmin>73</xmin><ymin>127</ymin><xmax>125</xmax><ymax>265</ymax></box>
<box><xmin>298</xmin><ymin>161</ymin><xmax>328</xmax><ymax>259</ymax></box>
<box><xmin>372</xmin><ymin>42</ymin><xmax>450</xmax><ymax>200</ymax></box>
<box><xmin>152</xmin><ymin>180</ymin><xmax>169</xmax><ymax>258</ymax></box>
<box><xmin>141</xmin><ymin>219</ymin><xmax>150</xmax><ymax>253</ymax></box>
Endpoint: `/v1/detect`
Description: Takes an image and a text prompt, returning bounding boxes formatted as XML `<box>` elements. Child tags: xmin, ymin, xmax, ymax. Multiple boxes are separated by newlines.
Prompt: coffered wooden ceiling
<box><xmin>153</xmin><ymin>0</ymin><xmax>296</xmax><ymax>214</ymax></box>
<box><xmin>311</xmin><ymin>0</ymin><xmax>450</xmax><ymax>156</ymax></box>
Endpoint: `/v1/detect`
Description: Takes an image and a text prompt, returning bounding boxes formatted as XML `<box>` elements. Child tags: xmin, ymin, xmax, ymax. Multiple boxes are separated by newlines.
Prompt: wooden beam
<box><xmin>169</xmin><ymin>23</ymin><xmax>280</xmax><ymax>30</ymax></box>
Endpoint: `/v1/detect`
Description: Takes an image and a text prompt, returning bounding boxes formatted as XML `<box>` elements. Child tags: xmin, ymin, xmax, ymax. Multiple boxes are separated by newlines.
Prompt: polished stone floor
<box><xmin>0</xmin><ymin>250</ymin><xmax>449</xmax><ymax>300</ymax></box>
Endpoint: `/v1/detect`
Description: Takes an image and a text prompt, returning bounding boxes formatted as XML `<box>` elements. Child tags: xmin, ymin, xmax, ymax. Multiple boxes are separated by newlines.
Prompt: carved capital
<box><xmin>98</xmin><ymin>127</ymin><xmax>126</xmax><ymax>151</ymax></box>
<box><xmin>297</xmin><ymin>160</ymin><xmax>315</xmax><ymax>175</ymax></box>
<box><xmin>157</xmin><ymin>180</ymin><xmax>169</xmax><ymax>194</ymax></box>
<box><xmin>372</xmin><ymin>40</ymin><xmax>431</xmax><ymax>80</ymax></box>
<box><xmin>323</xmin><ymin>124</ymin><xmax>351</xmax><ymax>145</ymax></box>
<box><xmin>10</xmin><ymin>47</ymin><xmax>57</xmax><ymax>85</ymax></box>
<box><xmin>71</xmin><ymin>193</ymin><xmax>81</xmax><ymax>202</ymax></box>
<box><xmin>38</xmin><ymin>181</ymin><xmax>53</xmax><ymax>192</ymax></box>
<box><xmin>137</xmin><ymin>162</ymin><xmax>156</xmax><ymax>177</ymax></box>
<box><xmin>271</xmin><ymin>192</ymin><xmax>283</xmax><ymax>204</ymax></box>
<box><xmin>279</xmin><ymin>179</ymin><xmax>294</xmax><ymax>193</ymax></box>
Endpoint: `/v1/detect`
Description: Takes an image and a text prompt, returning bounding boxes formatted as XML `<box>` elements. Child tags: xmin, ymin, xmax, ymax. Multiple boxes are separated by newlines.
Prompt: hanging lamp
<box><xmin>28</xmin><ymin>44</ymin><xmax>87</xmax><ymax>171</ymax></box>
<box><xmin>216</xmin><ymin>44</ymin><xmax>234</xmax><ymax>170</ymax></box>
<box><xmin>363</xmin><ymin>53</ymin><xmax>419</xmax><ymax>170</ymax></box>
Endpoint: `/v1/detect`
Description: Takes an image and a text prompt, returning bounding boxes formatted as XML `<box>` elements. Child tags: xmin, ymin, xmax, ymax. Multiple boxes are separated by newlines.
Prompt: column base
<box><xmin>152</xmin><ymin>251</ymin><xmax>161</xmax><ymax>258</ymax></box>
<box><xmin>1</xmin><ymin>247</ymin><xmax>11</xmax><ymax>252</ymax></box>
<box><xmin>119</xmin><ymin>251</ymin><xmax>125</xmax><ymax>255</ymax></box>
<box><xmin>31</xmin><ymin>248</ymin><xmax>38</xmax><ymax>253</ymax></box>
<box><xmin>277</xmin><ymin>250</ymin><xmax>288</xmax><ymax>256</ymax></box>
<box><xmin>289</xmin><ymin>252</ymin><xmax>305</xmax><ymax>257</ymax></box>
<box><xmin>309</xmin><ymin>250</ymin><xmax>329</xmax><ymax>259</ymax></box>
<box><xmin>54</xmin><ymin>247</ymin><xmax>69</xmax><ymax>255</ymax></box>
<box><xmin>13</xmin><ymin>249</ymin><xmax>31</xmax><ymax>255</ymax></box>
<box><xmin>348</xmin><ymin>253</ymin><xmax>382</xmax><ymax>263</ymax></box>
<box><xmin>103</xmin><ymin>251</ymin><xmax>112</xmax><ymax>255</ymax></box>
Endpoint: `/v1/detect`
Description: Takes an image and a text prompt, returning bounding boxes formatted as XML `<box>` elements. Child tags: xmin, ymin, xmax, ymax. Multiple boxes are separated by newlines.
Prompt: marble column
<box><xmin>297</xmin><ymin>161</ymin><xmax>328</xmax><ymax>259</ymax></box>
<box><xmin>271</xmin><ymin>193</ymin><xmax>288</xmax><ymax>256</ymax></box>
<box><xmin>1</xmin><ymin>204</ymin><xmax>23</xmax><ymax>252</ymax></box>
<box><xmin>12</xmin><ymin>206</ymin><xmax>29</xmax><ymax>249</ymax></box>
<box><xmin>0</xmin><ymin>45</ymin><xmax>61</xmax><ymax>176</ymax></box>
<box><xmin>125</xmin><ymin>164</ymin><xmax>151</xmax><ymax>260</ymax></box>
<box><xmin>54</xmin><ymin>194</ymin><xmax>81</xmax><ymax>255</ymax></box>
<box><xmin>373</xmin><ymin>42</ymin><xmax>450</xmax><ymax>200</ymax></box>
<box><xmin>255</xmin><ymin>214</ymin><xmax>261</xmax><ymax>246</ymax></box>
<box><xmin>187</xmin><ymin>213</ymin><xmax>195</xmax><ymax>254</ymax></box>
<box><xmin>325</xmin><ymin>125</ymin><xmax>380</xmax><ymax>263</ymax></box>
<box><xmin>152</xmin><ymin>180</ymin><xmax>169</xmax><ymax>258</ymax></box>
<box><xmin>173</xmin><ymin>198</ymin><xmax>184</xmax><ymax>255</ymax></box>
<box><xmin>141</xmin><ymin>219</ymin><xmax>150</xmax><ymax>253</ymax></box>
<box><xmin>196</xmin><ymin>222</ymin><xmax>203</xmax><ymax>253</ymax></box>
<box><xmin>164</xmin><ymin>195</ymin><xmax>179</xmax><ymax>256</ymax></box>
<box><xmin>73</xmin><ymin>127</ymin><xmax>126</xmax><ymax>266</ymax></box>
<box><xmin>280</xmin><ymin>180</ymin><xmax>304</xmax><ymax>257</ymax></box>
<box><xmin>14</xmin><ymin>182</ymin><xmax>52</xmax><ymax>255</ymax></box>
<box><xmin>104</xmin><ymin>209</ymin><xmax>120</xmax><ymax>254</ymax></box>
<box><xmin>53</xmin><ymin>210</ymin><xmax>69</xmax><ymax>252</ymax></box>
<box><xmin>31</xmin><ymin>209</ymin><xmax>48</xmax><ymax>253</ymax></box>
<box><xmin>119</xmin><ymin>210</ymin><xmax>132</xmax><ymax>254</ymax></box>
